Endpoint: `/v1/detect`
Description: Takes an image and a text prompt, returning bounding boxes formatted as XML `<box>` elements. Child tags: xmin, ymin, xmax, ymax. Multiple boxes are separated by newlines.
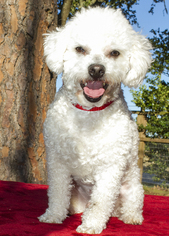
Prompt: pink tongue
<box><xmin>84</xmin><ymin>81</ymin><xmax>105</xmax><ymax>98</ymax></box>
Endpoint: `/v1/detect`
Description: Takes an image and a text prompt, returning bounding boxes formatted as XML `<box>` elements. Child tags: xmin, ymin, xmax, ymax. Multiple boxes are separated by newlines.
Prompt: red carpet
<box><xmin>0</xmin><ymin>181</ymin><xmax>169</xmax><ymax>236</ymax></box>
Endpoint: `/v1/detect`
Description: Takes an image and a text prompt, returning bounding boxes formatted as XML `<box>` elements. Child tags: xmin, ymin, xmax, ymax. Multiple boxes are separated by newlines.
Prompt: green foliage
<box><xmin>132</xmin><ymin>77</ymin><xmax>169</xmax><ymax>183</ymax></box>
<box><xmin>144</xmin><ymin>142</ymin><xmax>169</xmax><ymax>184</ymax></box>
<box><xmin>131</xmin><ymin>78</ymin><xmax>169</xmax><ymax>139</ymax></box>
<box><xmin>149</xmin><ymin>29</ymin><xmax>169</xmax><ymax>76</ymax></box>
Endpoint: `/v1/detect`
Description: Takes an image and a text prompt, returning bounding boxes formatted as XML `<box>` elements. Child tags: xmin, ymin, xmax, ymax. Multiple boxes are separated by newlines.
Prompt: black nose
<box><xmin>88</xmin><ymin>64</ymin><xmax>105</xmax><ymax>80</ymax></box>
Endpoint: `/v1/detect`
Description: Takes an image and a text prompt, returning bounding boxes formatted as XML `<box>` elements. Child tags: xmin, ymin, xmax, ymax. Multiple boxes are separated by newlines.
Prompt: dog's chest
<box><xmin>56</xmin><ymin>107</ymin><xmax>128</xmax><ymax>163</ymax></box>
<box><xmin>63</xmin><ymin>111</ymin><xmax>108</xmax><ymax>150</ymax></box>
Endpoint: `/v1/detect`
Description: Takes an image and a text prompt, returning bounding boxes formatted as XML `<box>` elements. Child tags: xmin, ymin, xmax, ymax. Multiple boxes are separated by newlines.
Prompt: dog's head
<box><xmin>44</xmin><ymin>7</ymin><xmax>152</xmax><ymax>107</ymax></box>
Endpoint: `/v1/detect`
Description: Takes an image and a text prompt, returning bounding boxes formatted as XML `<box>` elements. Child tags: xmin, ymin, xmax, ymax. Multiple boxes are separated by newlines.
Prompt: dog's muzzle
<box><xmin>80</xmin><ymin>64</ymin><xmax>108</xmax><ymax>103</ymax></box>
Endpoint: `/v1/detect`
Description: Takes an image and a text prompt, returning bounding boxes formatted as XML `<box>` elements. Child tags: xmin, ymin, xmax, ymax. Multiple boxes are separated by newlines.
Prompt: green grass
<box><xmin>143</xmin><ymin>184</ymin><xmax>169</xmax><ymax>196</ymax></box>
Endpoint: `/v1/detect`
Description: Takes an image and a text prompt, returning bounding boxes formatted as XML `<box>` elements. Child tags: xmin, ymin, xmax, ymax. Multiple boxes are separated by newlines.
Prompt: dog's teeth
<box><xmin>103</xmin><ymin>82</ymin><xmax>105</xmax><ymax>86</ymax></box>
<box><xmin>85</xmin><ymin>83</ymin><xmax>87</xmax><ymax>86</ymax></box>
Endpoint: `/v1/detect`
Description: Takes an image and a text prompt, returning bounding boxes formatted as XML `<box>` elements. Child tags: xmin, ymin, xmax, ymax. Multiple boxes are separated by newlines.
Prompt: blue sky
<box><xmin>56</xmin><ymin>0</ymin><xmax>169</xmax><ymax>110</ymax></box>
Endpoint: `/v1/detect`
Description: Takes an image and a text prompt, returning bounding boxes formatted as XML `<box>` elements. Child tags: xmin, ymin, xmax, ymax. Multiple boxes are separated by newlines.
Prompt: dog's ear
<box><xmin>122</xmin><ymin>34</ymin><xmax>152</xmax><ymax>88</ymax></box>
<box><xmin>44</xmin><ymin>27</ymin><xmax>70</xmax><ymax>74</ymax></box>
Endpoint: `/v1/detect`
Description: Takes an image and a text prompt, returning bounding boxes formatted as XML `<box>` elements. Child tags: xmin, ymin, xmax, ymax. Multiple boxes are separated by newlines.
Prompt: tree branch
<box><xmin>163</xmin><ymin>0</ymin><xmax>168</xmax><ymax>14</ymax></box>
<box><xmin>61</xmin><ymin>0</ymin><xmax>73</xmax><ymax>26</ymax></box>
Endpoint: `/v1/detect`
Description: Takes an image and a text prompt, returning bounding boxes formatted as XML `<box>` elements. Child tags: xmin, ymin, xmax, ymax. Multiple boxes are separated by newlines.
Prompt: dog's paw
<box><xmin>76</xmin><ymin>223</ymin><xmax>104</xmax><ymax>234</ymax></box>
<box><xmin>38</xmin><ymin>210</ymin><xmax>64</xmax><ymax>224</ymax></box>
<box><xmin>121</xmin><ymin>213</ymin><xmax>143</xmax><ymax>225</ymax></box>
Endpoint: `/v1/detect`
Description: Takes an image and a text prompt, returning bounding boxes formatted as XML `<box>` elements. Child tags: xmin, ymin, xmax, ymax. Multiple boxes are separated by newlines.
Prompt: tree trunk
<box><xmin>0</xmin><ymin>0</ymin><xmax>57</xmax><ymax>184</ymax></box>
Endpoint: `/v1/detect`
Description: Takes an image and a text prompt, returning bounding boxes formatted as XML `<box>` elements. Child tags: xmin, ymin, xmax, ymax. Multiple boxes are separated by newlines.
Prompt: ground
<box><xmin>143</xmin><ymin>185</ymin><xmax>169</xmax><ymax>196</ymax></box>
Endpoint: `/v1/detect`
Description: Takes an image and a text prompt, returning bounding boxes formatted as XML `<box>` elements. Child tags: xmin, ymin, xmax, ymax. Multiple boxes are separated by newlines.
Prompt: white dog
<box><xmin>39</xmin><ymin>7</ymin><xmax>152</xmax><ymax>234</ymax></box>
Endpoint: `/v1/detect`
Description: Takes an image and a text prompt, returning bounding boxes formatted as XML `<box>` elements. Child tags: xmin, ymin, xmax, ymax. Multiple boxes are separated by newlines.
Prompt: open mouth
<box><xmin>80</xmin><ymin>80</ymin><xmax>108</xmax><ymax>103</ymax></box>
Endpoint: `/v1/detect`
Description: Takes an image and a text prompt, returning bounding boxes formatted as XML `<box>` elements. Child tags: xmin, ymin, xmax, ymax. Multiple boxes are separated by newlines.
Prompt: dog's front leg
<box><xmin>76</xmin><ymin>166</ymin><xmax>124</xmax><ymax>234</ymax></box>
<box><xmin>38</xmin><ymin>162</ymin><xmax>72</xmax><ymax>224</ymax></box>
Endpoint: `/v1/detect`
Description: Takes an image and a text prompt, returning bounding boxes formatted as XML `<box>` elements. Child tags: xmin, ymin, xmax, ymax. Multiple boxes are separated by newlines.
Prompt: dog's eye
<box><xmin>75</xmin><ymin>47</ymin><xmax>86</xmax><ymax>54</ymax></box>
<box><xmin>110</xmin><ymin>50</ymin><xmax>120</xmax><ymax>57</ymax></box>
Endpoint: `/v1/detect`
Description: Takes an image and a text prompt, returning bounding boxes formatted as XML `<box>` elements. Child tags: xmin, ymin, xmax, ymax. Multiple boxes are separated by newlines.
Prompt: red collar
<box><xmin>73</xmin><ymin>101</ymin><xmax>113</xmax><ymax>111</ymax></box>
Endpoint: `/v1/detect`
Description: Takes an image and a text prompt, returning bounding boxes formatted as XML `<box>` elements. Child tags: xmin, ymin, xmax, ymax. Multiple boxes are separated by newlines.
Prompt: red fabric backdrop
<box><xmin>0</xmin><ymin>180</ymin><xmax>168</xmax><ymax>236</ymax></box>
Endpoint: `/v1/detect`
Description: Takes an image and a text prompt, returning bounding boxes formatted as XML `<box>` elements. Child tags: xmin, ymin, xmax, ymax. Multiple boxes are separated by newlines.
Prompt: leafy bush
<box><xmin>144</xmin><ymin>142</ymin><xmax>169</xmax><ymax>184</ymax></box>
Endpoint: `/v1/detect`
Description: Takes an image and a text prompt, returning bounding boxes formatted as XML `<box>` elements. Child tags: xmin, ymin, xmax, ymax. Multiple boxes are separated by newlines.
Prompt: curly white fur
<box><xmin>38</xmin><ymin>7</ymin><xmax>152</xmax><ymax>234</ymax></box>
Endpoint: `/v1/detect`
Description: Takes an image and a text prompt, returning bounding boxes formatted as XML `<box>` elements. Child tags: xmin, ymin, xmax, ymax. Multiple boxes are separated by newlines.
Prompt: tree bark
<box><xmin>0</xmin><ymin>0</ymin><xmax>57</xmax><ymax>183</ymax></box>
